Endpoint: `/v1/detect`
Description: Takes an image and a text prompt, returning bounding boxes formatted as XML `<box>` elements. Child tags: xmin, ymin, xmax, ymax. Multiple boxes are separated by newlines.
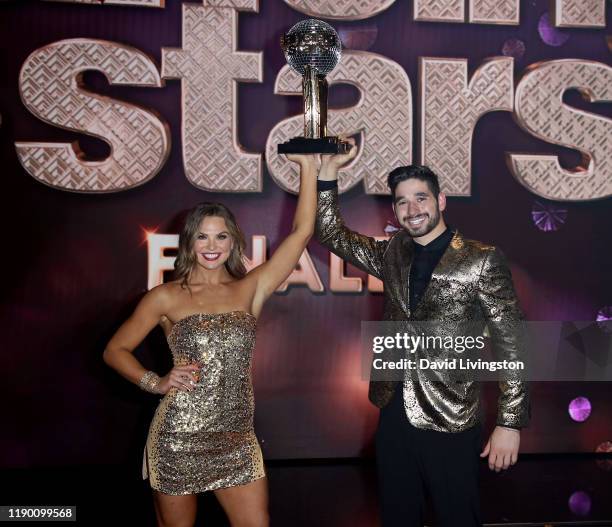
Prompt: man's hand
<box><xmin>319</xmin><ymin>137</ymin><xmax>358</xmax><ymax>181</ymax></box>
<box><xmin>480</xmin><ymin>425</ymin><xmax>520</xmax><ymax>472</ymax></box>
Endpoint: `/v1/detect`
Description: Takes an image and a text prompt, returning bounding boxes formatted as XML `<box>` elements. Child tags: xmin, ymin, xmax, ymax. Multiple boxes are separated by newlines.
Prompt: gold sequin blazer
<box><xmin>315</xmin><ymin>188</ymin><xmax>530</xmax><ymax>431</ymax></box>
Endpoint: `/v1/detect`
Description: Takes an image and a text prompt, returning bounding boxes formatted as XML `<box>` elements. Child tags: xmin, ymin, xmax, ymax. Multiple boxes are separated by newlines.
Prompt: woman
<box><xmin>103</xmin><ymin>154</ymin><xmax>318</xmax><ymax>527</ymax></box>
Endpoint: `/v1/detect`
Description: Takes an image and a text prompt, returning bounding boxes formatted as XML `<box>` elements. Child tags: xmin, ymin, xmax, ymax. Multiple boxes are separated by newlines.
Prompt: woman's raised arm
<box><xmin>249</xmin><ymin>154</ymin><xmax>318</xmax><ymax>310</ymax></box>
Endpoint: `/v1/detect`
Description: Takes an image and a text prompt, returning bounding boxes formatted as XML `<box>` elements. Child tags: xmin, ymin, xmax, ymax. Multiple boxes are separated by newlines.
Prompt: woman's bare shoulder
<box><xmin>145</xmin><ymin>281</ymin><xmax>185</xmax><ymax>309</ymax></box>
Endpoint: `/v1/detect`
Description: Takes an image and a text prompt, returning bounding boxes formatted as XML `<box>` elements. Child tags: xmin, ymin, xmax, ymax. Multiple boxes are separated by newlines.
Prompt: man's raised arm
<box><xmin>315</xmin><ymin>139</ymin><xmax>389</xmax><ymax>280</ymax></box>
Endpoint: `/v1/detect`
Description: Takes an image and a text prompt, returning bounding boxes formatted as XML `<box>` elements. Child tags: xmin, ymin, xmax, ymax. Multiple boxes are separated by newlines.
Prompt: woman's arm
<box><xmin>103</xmin><ymin>285</ymin><xmax>197</xmax><ymax>393</ymax></box>
<box><xmin>249</xmin><ymin>154</ymin><xmax>318</xmax><ymax>310</ymax></box>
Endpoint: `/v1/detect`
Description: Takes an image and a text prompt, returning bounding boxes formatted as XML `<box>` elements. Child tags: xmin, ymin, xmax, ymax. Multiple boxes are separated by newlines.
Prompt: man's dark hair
<box><xmin>387</xmin><ymin>165</ymin><xmax>440</xmax><ymax>200</ymax></box>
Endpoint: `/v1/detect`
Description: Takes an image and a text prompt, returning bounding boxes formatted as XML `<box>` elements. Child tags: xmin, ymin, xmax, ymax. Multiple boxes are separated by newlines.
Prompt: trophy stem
<box><xmin>303</xmin><ymin>65</ymin><xmax>328</xmax><ymax>139</ymax></box>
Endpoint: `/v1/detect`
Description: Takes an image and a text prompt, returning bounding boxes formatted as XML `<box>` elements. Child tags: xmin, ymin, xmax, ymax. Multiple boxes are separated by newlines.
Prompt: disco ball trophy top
<box><xmin>277</xmin><ymin>19</ymin><xmax>350</xmax><ymax>154</ymax></box>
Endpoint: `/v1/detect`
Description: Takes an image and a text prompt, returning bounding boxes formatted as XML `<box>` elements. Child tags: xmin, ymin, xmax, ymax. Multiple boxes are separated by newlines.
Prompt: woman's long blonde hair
<box><xmin>174</xmin><ymin>202</ymin><xmax>247</xmax><ymax>288</ymax></box>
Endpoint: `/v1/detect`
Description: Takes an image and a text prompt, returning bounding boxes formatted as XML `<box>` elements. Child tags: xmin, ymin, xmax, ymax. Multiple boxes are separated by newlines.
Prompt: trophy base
<box><xmin>278</xmin><ymin>136</ymin><xmax>351</xmax><ymax>155</ymax></box>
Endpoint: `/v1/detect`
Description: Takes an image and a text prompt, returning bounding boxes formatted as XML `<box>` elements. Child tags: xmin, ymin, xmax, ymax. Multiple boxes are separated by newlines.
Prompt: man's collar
<box><xmin>413</xmin><ymin>227</ymin><xmax>453</xmax><ymax>252</ymax></box>
<box><xmin>400</xmin><ymin>227</ymin><xmax>461</xmax><ymax>250</ymax></box>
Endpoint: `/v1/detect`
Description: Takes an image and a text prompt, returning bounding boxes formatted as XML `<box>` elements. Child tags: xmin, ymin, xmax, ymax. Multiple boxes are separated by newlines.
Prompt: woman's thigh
<box><xmin>213</xmin><ymin>476</ymin><xmax>269</xmax><ymax>527</ymax></box>
<box><xmin>153</xmin><ymin>490</ymin><xmax>197</xmax><ymax>527</ymax></box>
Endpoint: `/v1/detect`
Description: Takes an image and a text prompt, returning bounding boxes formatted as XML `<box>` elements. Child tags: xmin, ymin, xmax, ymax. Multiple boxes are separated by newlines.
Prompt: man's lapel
<box><xmin>412</xmin><ymin>230</ymin><xmax>466</xmax><ymax>318</ymax></box>
<box><xmin>397</xmin><ymin>231</ymin><xmax>413</xmax><ymax>318</ymax></box>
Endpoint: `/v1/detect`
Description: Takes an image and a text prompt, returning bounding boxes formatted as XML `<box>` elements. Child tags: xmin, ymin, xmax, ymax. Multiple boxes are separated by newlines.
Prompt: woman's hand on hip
<box><xmin>157</xmin><ymin>363</ymin><xmax>201</xmax><ymax>393</ymax></box>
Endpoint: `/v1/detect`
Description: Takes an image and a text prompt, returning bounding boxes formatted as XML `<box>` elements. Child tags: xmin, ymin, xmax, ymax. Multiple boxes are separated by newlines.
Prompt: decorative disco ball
<box><xmin>595</xmin><ymin>441</ymin><xmax>612</xmax><ymax>471</ymax></box>
<box><xmin>568</xmin><ymin>490</ymin><xmax>591</xmax><ymax>516</ymax></box>
<box><xmin>596</xmin><ymin>306</ymin><xmax>612</xmax><ymax>334</ymax></box>
<box><xmin>568</xmin><ymin>396</ymin><xmax>591</xmax><ymax>422</ymax></box>
<box><xmin>538</xmin><ymin>12</ymin><xmax>570</xmax><ymax>47</ymax></box>
<box><xmin>501</xmin><ymin>38</ymin><xmax>526</xmax><ymax>60</ymax></box>
<box><xmin>531</xmin><ymin>200</ymin><xmax>567</xmax><ymax>231</ymax></box>
<box><xmin>281</xmin><ymin>19</ymin><xmax>342</xmax><ymax>76</ymax></box>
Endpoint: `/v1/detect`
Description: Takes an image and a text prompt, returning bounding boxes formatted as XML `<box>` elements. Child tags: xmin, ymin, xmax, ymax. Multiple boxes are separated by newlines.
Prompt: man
<box><xmin>315</xmin><ymin>139</ymin><xmax>529</xmax><ymax>527</ymax></box>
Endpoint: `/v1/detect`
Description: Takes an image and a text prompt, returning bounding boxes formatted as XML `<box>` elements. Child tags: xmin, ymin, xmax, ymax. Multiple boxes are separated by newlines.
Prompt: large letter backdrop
<box><xmin>0</xmin><ymin>0</ymin><xmax>610</xmax><ymax>467</ymax></box>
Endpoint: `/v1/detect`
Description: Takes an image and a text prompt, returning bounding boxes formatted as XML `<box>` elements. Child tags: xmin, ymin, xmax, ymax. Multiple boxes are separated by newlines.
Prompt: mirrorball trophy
<box><xmin>278</xmin><ymin>19</ymin><xmax>350</xmax><ymax>154</ymax></box>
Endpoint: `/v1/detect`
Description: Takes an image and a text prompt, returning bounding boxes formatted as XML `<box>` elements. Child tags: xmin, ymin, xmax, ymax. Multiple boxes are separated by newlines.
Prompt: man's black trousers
<box><xmin>375</xmin><ymin>385</ymin><xmax>483</xmax><ymax>527</ymax></box>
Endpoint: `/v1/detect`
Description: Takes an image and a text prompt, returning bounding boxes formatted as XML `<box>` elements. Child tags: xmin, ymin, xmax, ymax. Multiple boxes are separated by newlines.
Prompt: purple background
<box><xmin>0</xmin><ymin>0</ymin><xmax>611</xmax><ymax>469</ymax></box>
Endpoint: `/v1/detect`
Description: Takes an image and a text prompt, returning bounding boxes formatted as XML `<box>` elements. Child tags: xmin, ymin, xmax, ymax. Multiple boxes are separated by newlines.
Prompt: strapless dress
<box><xmin>142</xmin><ymin>310</ymin><xmax>265</xmax><ymax>495</ymax></box>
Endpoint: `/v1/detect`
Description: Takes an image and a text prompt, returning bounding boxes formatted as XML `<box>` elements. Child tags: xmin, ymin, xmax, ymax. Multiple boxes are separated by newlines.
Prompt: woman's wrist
<box><xmin>296</xmin><ymin>156</ymin><xmax>317</xmax><ymax>170</ymax></box>
<box><xmin>138</xmin><ymin>370</ymin><xmax>162</xmax><ymax>394</ymax></box>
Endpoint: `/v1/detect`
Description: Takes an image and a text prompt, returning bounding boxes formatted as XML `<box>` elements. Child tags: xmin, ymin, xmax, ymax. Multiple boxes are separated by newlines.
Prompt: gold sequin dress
<box><xmin>142</xmin><ymin>311</ymin><xmax>265</xmax><ymax>495</ymax></box>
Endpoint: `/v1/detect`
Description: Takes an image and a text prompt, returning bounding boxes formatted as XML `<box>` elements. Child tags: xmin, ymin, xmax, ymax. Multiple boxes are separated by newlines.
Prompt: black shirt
<box><xmin>409</xmin><ymin>227</ymin><xmax>454</xmax><ymax>313</ymax></box>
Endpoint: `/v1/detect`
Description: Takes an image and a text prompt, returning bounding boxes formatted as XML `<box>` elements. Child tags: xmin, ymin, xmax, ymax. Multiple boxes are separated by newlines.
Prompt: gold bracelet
<box><xmin>138</xmin><ymin>371</ymin><xmax>161</xmax><ymax>394</ymax></box>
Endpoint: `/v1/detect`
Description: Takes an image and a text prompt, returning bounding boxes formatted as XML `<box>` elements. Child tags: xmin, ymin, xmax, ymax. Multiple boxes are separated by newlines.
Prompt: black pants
<box><xmin>375</xmin><ymin>385</ymin><xmax>482</xmax><ymax>527</ymax></box>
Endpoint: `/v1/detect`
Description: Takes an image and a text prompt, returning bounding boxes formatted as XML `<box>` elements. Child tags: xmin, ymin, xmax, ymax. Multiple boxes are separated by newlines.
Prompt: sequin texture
<box><xmin>139</xmin><ymin>371</ymin><xmax>161</xmax><ymax>393</ymax></box>
<box><xmin>316</xmin><ymin>188</ymin><xmax>530</xmax><ymax>432</ymax></box>
<box><xmin>143</xmin><ymin>311</ymin><xmax>265</xmax><ymax>495</ymax></box>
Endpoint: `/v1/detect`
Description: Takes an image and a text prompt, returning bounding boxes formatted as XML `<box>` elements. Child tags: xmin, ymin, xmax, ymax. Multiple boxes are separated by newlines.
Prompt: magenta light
<box><xmin>568</xmin><ymin>397</ymin><xmax>591</xmax><ymax>422</ymax></box>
